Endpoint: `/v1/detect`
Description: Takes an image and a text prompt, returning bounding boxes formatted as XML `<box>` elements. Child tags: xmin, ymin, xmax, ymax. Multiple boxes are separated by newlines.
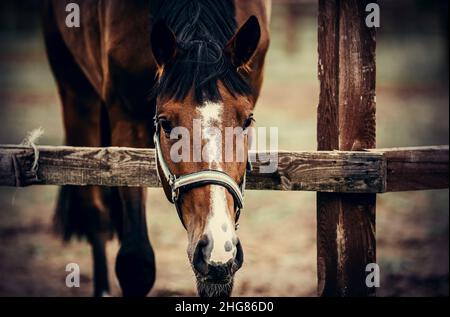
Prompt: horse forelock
<box><xmin>151</xmin><ymin>0</ymin><xmax>252</xmax><ymax>104</ymax></box>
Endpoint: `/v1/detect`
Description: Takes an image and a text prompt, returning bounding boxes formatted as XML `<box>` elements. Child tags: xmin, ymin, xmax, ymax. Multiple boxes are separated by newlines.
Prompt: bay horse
<box><xmin>42</xmin><ymin>0</ymin><xmax>270</xmax><ymax>297</ymax></box>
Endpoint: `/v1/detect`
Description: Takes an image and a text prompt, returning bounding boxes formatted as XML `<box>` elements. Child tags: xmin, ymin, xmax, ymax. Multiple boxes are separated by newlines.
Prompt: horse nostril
<box><xmin>193</xmin><ymin>237</ymin><xmax>209</xmax><ymax>276</ymax></box>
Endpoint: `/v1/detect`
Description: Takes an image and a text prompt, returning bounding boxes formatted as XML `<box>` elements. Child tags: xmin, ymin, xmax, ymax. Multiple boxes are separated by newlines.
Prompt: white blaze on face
<box><xmin>205</xmin><ymin>185</ymin><xmax>237</xmax><ymax>264</ymax></box>
<box><xmin>198</xmin><ymin>101</ymin><xmax>237</xmax><ymax>265</ymax></box>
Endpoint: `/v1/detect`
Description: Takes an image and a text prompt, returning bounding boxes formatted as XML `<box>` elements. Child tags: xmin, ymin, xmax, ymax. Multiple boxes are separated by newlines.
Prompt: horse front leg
<box><xmin>115</xmin><ymin>187</ymin><xmax>156</xmax><ymax>297</ymax></box>
<box><xmin>108</xmin><ymin>111</ymin><xmax>156</xmax><ymax>297</ymax></box>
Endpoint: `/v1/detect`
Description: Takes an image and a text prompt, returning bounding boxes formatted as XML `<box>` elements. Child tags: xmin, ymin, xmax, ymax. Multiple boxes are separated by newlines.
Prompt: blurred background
<box><xmin>0</xmin><ymin>0</ymin><xmax>448</xmax><ymax>296</ymax></box>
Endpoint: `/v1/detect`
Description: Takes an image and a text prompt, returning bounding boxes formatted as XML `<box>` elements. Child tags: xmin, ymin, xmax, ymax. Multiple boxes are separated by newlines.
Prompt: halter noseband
<box><xmin>153</xmin><ymin>122</ymin><xmax>250</xmax><ymax>230</ymax></box>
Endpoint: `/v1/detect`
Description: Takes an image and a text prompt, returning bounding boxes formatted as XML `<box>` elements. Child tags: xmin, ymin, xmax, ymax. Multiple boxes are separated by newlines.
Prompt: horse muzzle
<box><xmin>192</xmin><ymin>235</ymin><xmax>244</xmax><ymax>282</ymax></box>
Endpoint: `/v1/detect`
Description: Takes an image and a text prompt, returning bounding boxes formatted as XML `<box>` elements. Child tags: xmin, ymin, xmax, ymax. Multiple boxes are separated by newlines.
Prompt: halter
<box><xmin>153</xmin><ymin>122</ymin><xmax>251</xmax><ymax>230</ymax></box>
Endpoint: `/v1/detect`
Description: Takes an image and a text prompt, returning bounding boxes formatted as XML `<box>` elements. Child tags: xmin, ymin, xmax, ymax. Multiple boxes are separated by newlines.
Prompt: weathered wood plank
<box><xmin>317</xmin><ymin>0</ymin><xmax>341</xmax><ymax>297</ymax></box>
<box><xmin>0</xmin><ymin>146</ymin><xmax>160</xmax><ymax>187</ymax></box>
<box><xmin>316</xmin><ymin>0</ymin><xmax>339</xmax><ymax>296</ymax></box>
<box><xmin>317</xmin><ymin>0</ymin><xmax>377</xmax><ymax>297</ymax></box>
<box><xmin>0</xmin><ymin>145</ymin><xmax>385</xmax><ymax>193</ymax></box>
<box><xmin>317</xmin><ymin>0</ymin><xmax>339</xmax><ymax>151</ymax></box>
<box><xmin>337</xmin><ymin>0</ymin><xmax>377</xmax><ymax>297</ymax></box>
<box><xmin>370</xmin><ymin>146</ymin><xmax>449</xmax><ymax>192</ymax></box>
<box><xmin>249</xmin><ymin>150</ymin><xmax>385</xmax><ymax>192</ymax></box>
<box><xmin>1</xmin><ymin>145</ymin><xmax>448</xmax><ymax>193</ymax></box>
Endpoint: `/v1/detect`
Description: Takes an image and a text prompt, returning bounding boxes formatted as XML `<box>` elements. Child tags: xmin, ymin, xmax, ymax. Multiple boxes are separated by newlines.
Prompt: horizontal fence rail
<box><xmin>0</xmin><ymin>145</ymin><xmax>448</xmax><ymax>193</ymax></box>
<box><xmin>369</xmin><ymin>146</ymin><xmax>450</xmax><ymax>192</ymax></box>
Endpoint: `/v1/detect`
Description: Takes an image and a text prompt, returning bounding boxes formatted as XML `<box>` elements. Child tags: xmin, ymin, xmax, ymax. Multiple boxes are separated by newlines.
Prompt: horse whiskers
<box><xmin>196</xmin><ymin>279</ymin><xmax>234</xmax><ymax>298</ymax></box>
<box><xmin>191</xmin><ymin>263</ymin><xmax>234</xmax><ymax>297</ymax></box>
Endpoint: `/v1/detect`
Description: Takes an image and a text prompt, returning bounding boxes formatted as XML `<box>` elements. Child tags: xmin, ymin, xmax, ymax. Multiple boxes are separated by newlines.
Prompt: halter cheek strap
<box><xmin>153</xmin><ymin>123</ymin><xmax>250</xmax><ymax>230</ymax></box>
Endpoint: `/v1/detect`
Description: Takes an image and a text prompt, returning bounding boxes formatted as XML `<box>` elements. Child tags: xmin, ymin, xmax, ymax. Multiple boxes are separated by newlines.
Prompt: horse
<box><xmin>42</xmin><ymin>0</ymin><xmax>271</xmax><ymax>297</ymax></box>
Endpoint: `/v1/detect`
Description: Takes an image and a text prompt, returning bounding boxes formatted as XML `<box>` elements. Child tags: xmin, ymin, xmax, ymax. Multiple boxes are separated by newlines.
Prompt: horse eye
<box><xmin>159</xmin><ymin>118</ymin><xmax>173</xmax><ymax>135</ymax></box>
<box><xmin>243</xmin><ymin>115</ymin><xmax>255</xmax><ymax>130</ymax></box>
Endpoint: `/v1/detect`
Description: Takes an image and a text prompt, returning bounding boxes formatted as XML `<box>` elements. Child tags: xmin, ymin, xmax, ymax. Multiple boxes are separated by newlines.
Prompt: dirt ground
<box><xmin>0</xmin><ymin>6</ymin><xmax>448</xmax><ymax>297</ymax></box>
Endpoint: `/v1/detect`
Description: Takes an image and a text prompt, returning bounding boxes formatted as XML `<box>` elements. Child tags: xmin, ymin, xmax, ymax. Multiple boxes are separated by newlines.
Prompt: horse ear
<box><xmin>151</xmin><ymin>20</ymin><xmax>177</xmax><ymax>67</ymax></box>
<box><xmin>225</xmin><ymin>16</ymin><xmax>261</xmax><ymax>69</ymax></box>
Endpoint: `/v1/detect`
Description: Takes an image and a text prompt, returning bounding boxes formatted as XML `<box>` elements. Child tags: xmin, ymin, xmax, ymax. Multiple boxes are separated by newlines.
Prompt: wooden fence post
<box><xmin>317</xmin><ymin>0</ymin><xmax>377</xmax><ymax>296</ymax></box>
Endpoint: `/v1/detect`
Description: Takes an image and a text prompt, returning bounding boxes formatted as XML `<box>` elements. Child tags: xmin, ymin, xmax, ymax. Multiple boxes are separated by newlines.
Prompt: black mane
<box><xmin>151</xmin><ymin>0</ymin><xmax>252</xmax><ymax>103</ymax></box>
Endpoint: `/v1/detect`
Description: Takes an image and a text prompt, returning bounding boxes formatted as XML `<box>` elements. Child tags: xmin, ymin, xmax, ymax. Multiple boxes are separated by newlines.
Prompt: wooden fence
<box><xmin>0</xmin><ymin>0</ymin><xmax>448</xmax><ymax>297</ymax></box>
<box><xmin>0</xmin><ymin>145</ymin><xmax>448</xmax><ymax>193</ymax></box>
